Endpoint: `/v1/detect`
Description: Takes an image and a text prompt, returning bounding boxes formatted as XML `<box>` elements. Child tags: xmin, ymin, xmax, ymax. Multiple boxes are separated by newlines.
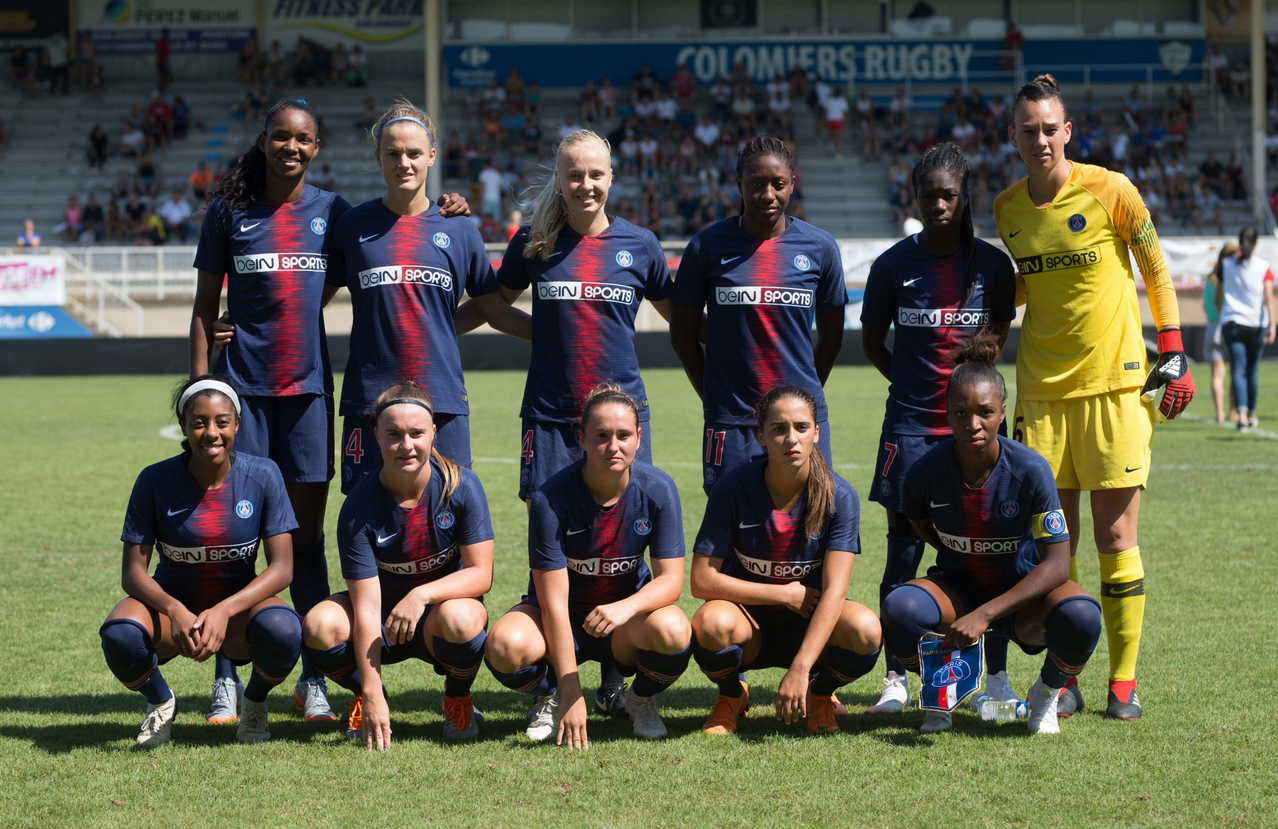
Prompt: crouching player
<box><xmin>301</xmin><ymin>381</ymin><xmax>493</xmax><ymax>749</ymax></box>
<box><xmin>485</xmin><ymin>385</ymin><xmax>692</xmax><ymax>748</ymax></box>
<box><xmin>100</xmin><ymin>376</ymin><xmax>302</xmax><ymax>746</ymax></box>
<box><xmin>690</xmin><ymin>385</ymin><xmax>881</xmax><ymax>736</ymax></box>
<box><xmin>880</xmin><ymin>332</ymin><xmax>1102</xmax><ymax>734</ymax></box>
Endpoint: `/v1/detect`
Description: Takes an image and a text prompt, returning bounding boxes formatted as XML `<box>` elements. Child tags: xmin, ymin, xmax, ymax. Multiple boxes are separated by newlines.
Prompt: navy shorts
<box><xmin>519</xmin><ymin>417</ymin><xmax>653</xmax><ymax>500</ymax></box>
<box><xmin>868</xmin><ymin>431</ymin><xmax>947</xmax><ymax>512</ymax></box>
<box><xmin>702</xmin><ymin>417</ymin><xmax>832</xmax><ymax>494</ymax></box>
<box><xmin>517</xmin><ymin>596</ymin><xmax>633</xmax><ymax>674</ymax></box>
<box><xmin>236</xmin><ymin>393</ymin><xmax>334</xmax><ymax>483</ymax></box>
<box><xmin>922</xmin><ymin>569</ymin><xmax>1047</xmax><ymax>655</ymax></box>
<box><xmin>340</xmin><ymin>413</ymin><xmax>471</xmax><ymax>494</ymax></box>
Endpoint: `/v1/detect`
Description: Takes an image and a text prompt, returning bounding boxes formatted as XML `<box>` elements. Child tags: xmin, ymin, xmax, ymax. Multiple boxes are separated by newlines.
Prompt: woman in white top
<box><xmin>822</xmin><ymin>88</ymin><xmax>849</xmax><ymax>158</ymax></box>
<box><xmin>1217</xmin><ymin>226</ymin><xmax>1277</xmax><ymax>432</ymax></box>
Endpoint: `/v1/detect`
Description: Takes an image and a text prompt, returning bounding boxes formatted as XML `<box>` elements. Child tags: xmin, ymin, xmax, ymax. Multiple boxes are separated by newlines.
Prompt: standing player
<box><xmin>689</xmin><ymin>386</ymin><xmax>881</xmax><ymax>736</ymax></box>
<box><xmin>995</xmin><ymin>74</ymin><xmax>1194</xmax><ymax>719</ymax></box>
<box><xmin>100</xmin><ymin>377</ymin><xmax>303</xmax><ymax>746</ymax></box>
<box><xmin>670</xmin><ymin>137</ymin><xmax>846</xmax><ymax>495</ymax></box>
<box><xmin>484</xmin><ymin>385</ymin><xmax>692</xmax><ymax>748</ymax></box>
<box><xmin>880</xmin><ymin>332</ymin><xmax>1103</xmax><ymax>735</ymax></box>
<box><xmin>301</xmin><ymin>381</ymin><xmax>493</xmax><ymax>748</ymax></box>
<box><xmin>860</xmin><ymin>143</ymin><xmax>1017</xmax><ymax>715</ymax></box>
<box><xmin>326</xmin><ymin>99</ymin><xmax>529</xmax><ymax>492</ymax></box>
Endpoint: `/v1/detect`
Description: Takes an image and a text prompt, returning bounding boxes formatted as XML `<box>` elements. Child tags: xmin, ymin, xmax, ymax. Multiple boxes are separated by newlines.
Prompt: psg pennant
<box><xmin>917</xmin><ymin>633</ymin><xmax>984</xmax><ymax>712</ymax></box>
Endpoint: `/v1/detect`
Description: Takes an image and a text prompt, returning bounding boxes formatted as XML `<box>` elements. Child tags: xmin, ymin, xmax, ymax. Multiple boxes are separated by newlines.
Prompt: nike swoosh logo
<box><xmin>929</xmin><ymin>501</ymin><xmax>950</xmax><ymax>508</ymax></box>
<box><xmin>239</xmin><ymin>222</ymin><xmax>261</xmax><ymax>233</ymax></box>
<box><xmin>167</xmin><ymin>507</ymin><xmax>189</xmax><ymax>516</ymax></box>
<box><xmin>1124</xmin><ymin>465</ymin><xmax>1142</xmax><ymax>473</ymax></box>
<box><xmin>359</xmin><ymin>234</ymin><xmax>380</xmax><ymax>244</ymax></box>
<box><xmin>376</xmin><ymin>533</ymin><xmax>397</xmax><ymax>544</ymax></box>
<box><xmin>903</xmin><ymin>277</ymin><xmax>921</xmax><ymax>286</ymax></box>
<box><xmin>547</xmin><ymin>251</ymin><xmax>564</xmax><ymax>259</ymax></box>
<box><xmin>1009</xmin><ymin>229</ymin><xmax>1022</xmax><ymax>238</ymax></box>
<box><xmin>738</xmin><ymin>521</ymin><xmax>761</xmax><ymax>529</ymax></box>
<box><xmin>566</xmin><ymin>528</ymin><xmax>588</xmax><ymax>536</ymax></box>
<box><xmin>720</xmin><ymin>256</ymin><xmax>741</xmax><ymax>265</ymax></box>
<box><xmin>1107</xmin><ymin>583</ymin><xmax>1143</xmax><ymax>596</ymax></box>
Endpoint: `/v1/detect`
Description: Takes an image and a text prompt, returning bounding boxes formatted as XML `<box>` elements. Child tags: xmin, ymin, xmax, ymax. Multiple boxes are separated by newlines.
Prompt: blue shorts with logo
<box><xmin>340</xmin><ymin>413</ymin><xmax>471</xmax><ymax>495</ymax></box>
<box><xmin>519</xmin><ymin>417</ymin><xmax>653</xmax><ymax>500</ymax></box>
<box><xmin>702</xmin><ymin>417</ymin><xmax>832</xmax><ymax>495</ymax></box>
<box><xmin>236</xmin><ymin>393</ymin><xmax>334</xmax><ymax>483</ymax></box>
<box><xmin>868</xmin><ymin>431</ymin><xmax>948</xmax><ymax>513</ymax></box>
<box><xmin>333</xmin><ymin>590</ymin><xmax>486</xmax><ymax>669</ymax></box>
<box><xmin>517</xmin><ymin>595</ymin><xmax>635</xmax><ymax>674</ymax></box>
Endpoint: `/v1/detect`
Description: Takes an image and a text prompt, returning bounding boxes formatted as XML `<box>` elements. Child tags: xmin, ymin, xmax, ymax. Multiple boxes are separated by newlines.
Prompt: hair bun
<box><xmin>952</xmin><ymin>328</ymin><xmax>1003</xmax><ymax>366</ymax></box>
<box><xmin>1031</xmin><ymin>73</ymin><xmax>1059</xmax><ymax>92</ymax></box>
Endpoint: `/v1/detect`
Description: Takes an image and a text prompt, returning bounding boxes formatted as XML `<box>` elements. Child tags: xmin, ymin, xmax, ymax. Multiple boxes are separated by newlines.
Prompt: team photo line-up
<box><xmin>101</xmin><ymin>73</ymin><xmax>1198</xmax><ymax>750</ymax></box>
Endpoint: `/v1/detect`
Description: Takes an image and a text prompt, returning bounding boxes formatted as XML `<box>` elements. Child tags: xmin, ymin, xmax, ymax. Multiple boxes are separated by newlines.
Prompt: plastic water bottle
<box><xmin>969</xmin><ymin>693</ymin><xmax>1029</xmax><ymax>721</ymax></box>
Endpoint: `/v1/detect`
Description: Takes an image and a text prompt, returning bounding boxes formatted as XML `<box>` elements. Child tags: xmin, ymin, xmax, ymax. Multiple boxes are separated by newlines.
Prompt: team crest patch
<box><xmin>342</xmin><ymin>464</ymin><xmax>353</xmax><ymax>483</ymax></box>
<box><xmin>793</xmin><ymin>254</ymin><xmax>811</xmax><ymax>271</ymax></box>
<box><xmin>436</xmin><ymin>511</ymin><xmax>455</xmax><ymax>529</ymax></box>
<box><xmin>1000</xmin><ymin>499</ymin><xmax>1020</xmax><ymax>518</ymax></box>
<box><xmin>880</xmin><ymin>479</ymin><xmax>892</xmax><ymax>497</ymax></box>
<box><xmin>433</xmin><ymin>232</ymin><xmax>451</xmax><ymax>248</ymax></box>
<box><xmin>1043</xmin><ymin>509</ymin><xmax>1065</xmax><ymax>535</ymax></box>
<box><xmin>616</xmin><ymin>250</ymin><xmax>633</xmax><ymax>267</ymax></box>
<box><xmin>520</xmin><ymin>468</ymin><xmax>530</xmax><ymax>485</ymax></box>
<box><xmin>706</xmin><ymin>468</ymin><xmax>716</xmax><ymax>485</ymax></box>
<box><xmin>918</xmin><ymin>633</ymin><xmax>983</xmax><ymax>711</ymax></box>
<box><xmin>235</xmin><ymin>500</ymin><xmax>254</xmax><ymax>519</ymax></box>
<box><xmin>974</xmin><ymin>272</ymin><xmax>985</xmax><ymax>289</ymax></box>
<box><xmin>310</xmin><ymin>217</ymin><xmax>327</xmax><ymax>235</ymax></box>
<box><xmin>1068</xmin><ymin>214</ymin><xmax>1086</xmax><ymax>232</ymax></box>
<box><xmin>633</xmin><ymin>518</ymin><xmax>652</xmax><ymax>536</ymax></box>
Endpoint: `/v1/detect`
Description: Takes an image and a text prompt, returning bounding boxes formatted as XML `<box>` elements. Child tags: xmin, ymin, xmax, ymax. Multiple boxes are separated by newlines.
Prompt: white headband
<box><xmin>179</xmin><ymin>379</ymin><xmax>241</xmax><ymax>416</ymax></box>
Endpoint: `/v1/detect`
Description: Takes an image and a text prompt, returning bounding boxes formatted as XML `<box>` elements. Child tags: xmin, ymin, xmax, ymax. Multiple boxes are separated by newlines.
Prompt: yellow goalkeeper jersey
<box><xmin>994</xmin><ymin>162</ymin><xmax>1179</xmax><ymax>401</ymax></box>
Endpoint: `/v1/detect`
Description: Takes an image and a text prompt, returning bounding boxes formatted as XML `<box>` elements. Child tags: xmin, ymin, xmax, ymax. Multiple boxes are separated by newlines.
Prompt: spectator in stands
<box><xmin>147</xmin><ymin>91</ymin><xmax>174</xmax><ymax>148</ymax></box>
<box><xmin>694</xmin><ymin>113</ymin><xmax>720</xmax><ymax>155</ymax></box>
<box><xmin>354</xmin><ymin>95</ymin><xmax>377</xmax><ymax>130</ymax></box>
<box><xmin>766</xmin><ymin>74</ymin><xmax>791</xmax><ymax>130</ymax></box>
<box><xmin>525</xmin><ymin>82</ymin><xmax>543</xmax><ymax>119</ymax></box>
<box><xmin>46</xmin><ymin>31</ymin><xmax>69</xmax><ymax>95</ymax></box>
<box><xmin>823</xmin><ymin>86</ymin><xmax>849</xmax><ymax>158</ymax></box>
<box><xmin>155</xmin><ymin>28</ymin><xmax>173</xmax><ymax>92</ymax></box>
<box><xmin>478</xmin><ymin>156</ymin><xmax>507</xmax><ymax>219</ymax></box>
<box><xmin>597</xmin><ymin>78</ymin><xmax>615</xmax><ymax>120</ymax></box>
<box><xmin>1226</xmin><ymin>153</ymin><xmax>1247</xmax><ymax>200</ymax></box>
<box><xmin>711</xmin><ymin>75</ymin><xmax>732</xmax><ymax>121</ymax></box>
<box><xmin>86</xmin><ymin>125</ymin><xmax>109</xmax><ymax>168</ymax></box>
<box><xmin>16</xmin><ymin>219</ymin><xmax>40</xmax><ymax>249</ymax></box>
<box><xmin>862</xmin><ymin>110</ymin><xmax>883</xmax><ymax>162</ymax></box>
<box><xmin>242</xmin><ymin>82</ymin><xmax>271</xmax><ymax>121</ymax></box>
<box><xmin>580</xmin><ymin>79</ymin><xmax>600</xmax><ymax>122</ymax></box>
<box><xmin>504</xmin><ymin>66</ymin><xmax>525</xmax><ymax>103</ymax></box>
<box><xmin>950</xmin><ymin>113</ymin><xmax>977</xmax><ymax>152</ymax></box>
<box><xmin>132</xmin><ymin>205</ymin><xmax>166</xmax><ymax>246</ymax></box>
<box><xmin>633</xmin><ymin>62</ymin><xmax>659</xmax><ymax>98</ymax></box>
<box><xmin>1179</xmin><ymin>86</ymin><xmax>1196</xmax><ymax>125</ymax></box>
<box><xmin>504</xmin><ymin>209</ymin><xmax>521</xmax><ymax>242</ymax></box>
<box><xmin>672</xmin><ymin>61</ymin><xmax>696</xmax><ymax>104</ymax></box>
<box><xmin>136</xmin><ymin>154</ymin><xmax>160</xmax><ymax>197</ymax></box>
<box><xmin>309</xmin><ymin>163</ymin><xmax>336</xmax><ymax>192</ymax></box>
<box><xmin>172</xmin><ymin>95</ymin><xmax>192</xmax><ymax>139</ymax></box>
<box><xmin>481</xmin><ymin>77</ymin><xmax>505</xmax><ymax>117</ymax></box>
<box><xmin>82</xmin><ymin>194</ymin><xmax>105</xmax><ymax>241</ymax></box>
<box><xmin>8</xmin><ymin>46</ymin><xmax>34</xmax><ymax>96</ymax></box>
<box><xmin>123</xmin><ymin>192</ymin><xmax>148</xmax><ymax>235</ymax></box>
<box><xmin>292</xmin><ymin>39</ymin><xmax>316</xmax><ymax>87</ymax></box>
<box><xmin>787</xmin><ymin>65</ymin><xmax>808</xmax><ymax>102</ymax></box>
<box><xmin>238</xmin><ymin>31</ymin><xmax>261</xmax><ymax>84</ymax></box>
<box><xmin>1192</xmin><ymin>174</ymin><xmax>1224</xmax><ymax>232</ymax></box>
<box><xmin>655</xmin><ymin>89</ymin><xmax>678</xmax><ymax>125</ymax></box>
<box><xmin>266</xmin><ymin>40</ymin><xmax>286</xmax><ymax>83</ymax></box>
<box><xmin>1199</xmin><ymin>150</ymin><xmax>1225</xmax><ymax>198</ymax></box>
<box><xmin>158</xmin><ymin>188</ymin><xmax>192</xmax><ymax>243</ymax></box>
<box><xmin>557</xmin><ymin>114</ymin><xmax>580</xmax><ymax>142</ymax></box>
<box><xmin>188</xmin><ymin>161</ymin><xmax>214</xmax><ymax>203</ymax></box>
<box><xmin>346</xmin><ymin>45</ymin><xmax>368</xmax><ymax>87</ymax></box>
<box><xmin>1121</xmin><ymin>87</ymin><xmax>1144</xmax><ymax>126</ymax></box>
<box><xmin>1001</xmin><ymin>22</ymin><xmax>1023</xmax><ymax>71</ymax></box>
<box><xmin>1209</xmin><ymin>45</ymin><xmax>1231</xmax><ymax>95</ymax></box>
<box><xmin>78</xmin><ymin>31</ymin><xmax>98</xmax><ymax>91</ymax></box>
<box><xmin>104</xmin><ymin>201</ymin><xmax>126</xmax><ymax>241</ymax></box>
<box><xmin>56</xmin><ymin>196</ymin><xmax>82</xmax><ymax>241</ymax></box>
<box><xmin>731</xmin><ymin>79</ymin><xmax>757</xmax><ymax>131</ymax></box>
<box><xmin>119</xmin><ymin>119</ymin><xmax>146</xmax><ymax>158</ymax></box>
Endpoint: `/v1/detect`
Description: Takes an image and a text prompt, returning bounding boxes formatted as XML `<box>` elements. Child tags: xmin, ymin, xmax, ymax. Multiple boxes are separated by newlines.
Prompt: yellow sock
<box><xmin>1099</xmin><ymin>546</ymin><xmax>1145</xmax><ymax>683</ymax></box>
<box><xmin>1068</xmin><ymin>554</ymin><xmax>1080</xmax><ymax>584</ymax></box>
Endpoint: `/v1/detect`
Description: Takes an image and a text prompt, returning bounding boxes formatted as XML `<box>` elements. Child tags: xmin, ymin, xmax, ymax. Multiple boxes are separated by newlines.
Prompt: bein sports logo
<box><xmin>930</xmin><ymin>656</ymin><xmax>973</xmax><ymax>687</ymax></box>
<box><xmin>433</xmin><ymin>232</ymin><xmax>451</xmax><ymax>249</ymax></box>
<box><xmin>459</xmin><ymin>46</ymin><xmax>491</xmax><ymax>68</ymax></box>
<box><xmin>896</xmin><ymin>307</ymin><xmax>990</xmax><ymax>328</ymax></box>
<box><xmin>358</xmin><ymin>265</ymin><xmax>453</xmax><ymax>291</ymax></box>
<box><xmin>236</xmin><ymin>500</ymin><xmax>254</xmax><ymax>519</ymax></box>
<box><xmin>233</xmin><ymin>253</ymin><xmax>328</xmax><ymax>274</ymax></box>
<box><xmin>616</xmin><ymin>250</ymin><xmax>634</xmax><ymax>267</ymax></box>
<box><xmin>567</xmin><ymin>557</ymin><xmax>641</xmax><ymax>576</ymax></box>
<box><xmin>715</xmin><ymin>286</ymin><xmax>813</xmax><ymax>308</ymax></box>
<box><xmin>537</xmin><ymin>281</ymin><xmax>635</xmax><ymax>305</ymax></box>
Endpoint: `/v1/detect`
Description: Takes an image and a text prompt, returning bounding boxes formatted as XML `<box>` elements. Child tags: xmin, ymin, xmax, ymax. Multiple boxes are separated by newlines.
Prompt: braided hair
<box><xmin>208</xmin><ymin>99</ymin><xmax>319</xmax><ymax>212</ymax></box>
<box><xmin>735</xmin><ymin>136</ymin><xmax>795</xmax><ymax>217</ymax></box>
<box><xmin>912</xmin><ymin>141</ymin><xmax>977</xmax><ymax>300</ymax></box>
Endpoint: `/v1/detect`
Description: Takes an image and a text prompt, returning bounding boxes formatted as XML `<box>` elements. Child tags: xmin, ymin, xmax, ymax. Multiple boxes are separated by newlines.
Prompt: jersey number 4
<box><xmin>705</xmin><ymin>429</ymin><xmax>726</xmax><ymax>466</ymax></box>
<box><xmin>521</xmin><ymin>429</ymin><xmax>535</xmax><ymax>465</ymax></box>
<box><xmin>344</xmin><ymin>428</ymin><xmax>364</xmax><ymax>464</ymax></box>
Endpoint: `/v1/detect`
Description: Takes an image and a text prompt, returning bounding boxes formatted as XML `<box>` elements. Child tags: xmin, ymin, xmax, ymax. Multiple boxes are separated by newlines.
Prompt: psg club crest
<box><xmin>793</xmin><ymin>254</ymin><xmax>811</xmax><ymax>271</ymax></box>
<box><xmin>880</xmin><ymin>479</ymin><xmax>892</xmax><ymax>497</ymax></box>
<box><xmin>706</xmin><ymin>468</ymin><xmax>716</xmax><ymax>485</ymax></box>
<box><xmin>310</xmin><ymin>217</ymin><xmax>326</xmax><ymax>235</ymax></box>
<box><xmin>436</xmin><ymin>511</ymin><xmax>455</xmax><ymax>529</ymax></box>
<box><xmin>616</xmin><ymin>250</ymin><xmax>634</xmax><ymax>267</ymax></box>
<box><xmin>633</xmin><ymin>518</ymin><xmax>652</xmax><ymax>536</ymax></box>
<box><xmin>1068</xmin><ymin>214</ymin><xmax>1087</xmax><ymax>232</ymax></box>
<box><xmin>974</xmin><ymin>272</ymin><xmax>985</xmax><ymax>289</ymax></box>
<box><xmin>1043</xmin><ymin>509</ymin><xmax>1066</xmax><ymax>535</ymax></box>
<box><xmin>433</xmin><ymin>232</ymin><xmax>451</xmax><ymax>249</ymax></box>
<box><xmin>235</xmin><ymin>500</ymin><xmax>254</xmax><ymax>519</ymax></box>
<box><xmin>918</xmin><ymin>633</ymin><xmax>984</xmax><ymax>711</ymax></box>
<box><xmin>1000</xmin><ymin>499</ymin><xmax>1020</xmax><ymax>518</ymax></box>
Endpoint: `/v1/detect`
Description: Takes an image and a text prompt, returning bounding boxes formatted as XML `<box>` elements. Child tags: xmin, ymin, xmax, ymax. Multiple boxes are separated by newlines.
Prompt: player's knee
<box><xmin>880</xmin><ymin>584</ymin><xmax>941</xmax><ymax>657</ymax></box>
<box><xmin>646</xmin><ymin>606</ymin><xmax>692</xmax><ymax>652</ymax></box>
<box><xmin>837</xmin><ymin>604</ymin><xmax>883</xmax><ymax>654</ymax></box>
<box><xmin>100</xmin><ymin>618</ymin><xmax>151</xmax><ymax>661</ymax></box>
<box><xmin>691</xmin><ymin>603</ymin><xmax>738</xmax><ymax>650</ymax></box>
<box><xmin>301</xmin><ymin>602</ymin><xmax>348</xmax><ymax>650</ymax></box>
<box><xmin>435</xmin><ymin>599</ymin><xmax>487</xmax><ymax>642</ymax></box>
<box><xmin>483</xmin><ymin>619</ymin><xmax>537</xmax><ymax>671</ymax></box>
<box><xmin>247</xmin><ymin>605</ymin><xmax>302</xmax><ymax>654</ymax></box>
<box><xmin>1045</xmin><ymin>595</ymin><xmax>1102</xmax><ymax>652</ymax></box>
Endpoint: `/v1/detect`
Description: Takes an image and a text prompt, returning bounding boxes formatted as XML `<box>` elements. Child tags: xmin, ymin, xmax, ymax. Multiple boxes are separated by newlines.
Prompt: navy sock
<box><xmin>243</xmin><ymin>606</ymin><xmax>302</xmax><ymax>703</ymax></box>
<box><xmin>599</xmin><ymin>657</ymin><xmax>625</xmax><ymax>693</ymax></box>
<box><xmin>692</xmin><ymin>641</ymin><xmax>744</xmax><ymax>697</ymax></box>
<box><xmin>1042</xmin><ymin>595</ymin><xmax>1103</xmax><ymax>688</ymax></box>
<box><xmin>100</xmin><ymin>619</ymin><xmax>172</xmax><ymax>705</ymax></box>
<box><xmin>484</xmin><ymin>658</ymin><xmax>556</xmax><ymax>697</ymax></box>
<box><xmin>879</xmin><ymin>534</ymin><xmax>925</xmax><ymax>675</ymax></box>
<box><xmin>432</xmin><ymin>632</ymin><xmax>486</xmax><ymax>697</ymax></box>
<box><xmin>214</xmin><ymin>651</ymin><xmax>238</xmax><ymax>682</ymax></box>
<box><xmin>290</xmin><ymin>537</ymin><xmax>331</xmax><ymax>682</ymax></box>
<box><xmin>305</xmin><ymin>641</ymin><xmax>362</xmax><ymax>694</ymax></box>
<box><xmin>985</xmin><ymin>635</ymin><xmax>1010</xmax><ymax>675</ymax></box>
<box><xmin>880</xmin><ymin>584</ymin><xmax>942</xmax><ymax>673</ymax></box>
<box><xmin>810</xmin><ymin>646</ymin><xmax>881</xmax><ymax>696</ymax></box>
<box><xmin>632</xmin><ymin>643</ymin><xmax>692</xmax><ymax>697</ymax></box>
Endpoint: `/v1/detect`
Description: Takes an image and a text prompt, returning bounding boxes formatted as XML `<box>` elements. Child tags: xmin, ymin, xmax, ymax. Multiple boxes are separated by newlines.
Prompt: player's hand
<box><xmin>1141</xmin><ymin>329</ymin><xmax>1195</xmax><ymax>421</ymax></box>
<box><xmin>170</xmin><ymin>605</ymin><xmax>200</xmax><ymax>658</ymax></box>
<box><xmin>782</xmin><ymin>583</ymin><xmax>821</xmax><ymax>619</ymax></box>
<box><xmin>944</xmin><ymin>610</ymin><xmax>989</xmax><ymax>649</ymax></box>
<box><xmin>362</xmin><ymin>688</ymin><xmax>392</xmax><ymax>751</ymax></box>
<box><xmin>556</xmin><ymin>689</ymin><xmax>589</xmax><ymax>751</ymax></box>
<box><xmin>582</xmin><ymin>602</ymin><xmax>633</xmax><ymax>638</ymax></box>
<box><xmin>190</xmin><ymin>604</ymin><xmax>230</xmax><ymax>661</ymax></box>
<box><xmin>1266</xmin><ymin>327</ymin><xmax>1276</xmax><ymax>347</ymax></box>
<box><xmin>211</xmin><ymin>311</ymin><xmax>234</xmax><ymax>352</ymax></box>
<box><xmin>384</xmin><ymin>593</ymin><xmax>427</xmax><ymax>646</ymax></box>
<box><xmin>437</xmin><ymin>192</ymin><xmax>472</xmax><ymax>218</ymax></box>
<box><xmin>775</xmin><ymin>667</ymin><xmax>809</xmax><ymax>725</ymax></box>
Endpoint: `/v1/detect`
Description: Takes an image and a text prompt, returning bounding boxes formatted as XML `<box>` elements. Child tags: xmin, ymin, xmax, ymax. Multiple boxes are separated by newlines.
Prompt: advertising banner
<box><xmin>77</xmin><ymin>0</ymin><xmax>254</xmax><ymax>54</ymax></box>
<box><xmin>266</xmin><ymin>0</ymin><xmax>424</xmax><ymax>50</ymax></box>
<box><xmin>0</xmin><ymin>306</ymin><xmax>92</xmax><ymax>339</ymax></box>
<box><xmin>0</xmin><ymin>0</ymin><xmax>70</xmax><ymax>49</ymax></box>
<box><xmin>0</xmin><ymin>255</ymin><xmax>66</xmax><ymax>306</ymax></box>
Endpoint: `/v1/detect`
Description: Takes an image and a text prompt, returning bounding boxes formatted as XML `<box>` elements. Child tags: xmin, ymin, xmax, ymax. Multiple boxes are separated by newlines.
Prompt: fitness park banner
<box><xmin>77</xmin><ymin>0</ymin><xmax>254</xmax><ymax>54</ymax></box>
<box><xmin>444</xmin><ymin>37</ymin><xmax>1205</xmax><ymax>89</ymax></box>
<box><xmin>0</xmin><ymin>255</ymin><xmax>66</xmax><ymax>306</ymax></box>
<box><xmin>265</xmin><ymin>0</ymin><xmax>424</xmax><ymax>50</ymax></box>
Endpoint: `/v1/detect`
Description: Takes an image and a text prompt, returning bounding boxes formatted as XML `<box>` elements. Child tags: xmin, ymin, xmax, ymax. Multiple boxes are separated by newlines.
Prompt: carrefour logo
<box><xmin>459</xmin><ymin>46</ymin><xmax>491</xmax><ymax>68</ymax></box>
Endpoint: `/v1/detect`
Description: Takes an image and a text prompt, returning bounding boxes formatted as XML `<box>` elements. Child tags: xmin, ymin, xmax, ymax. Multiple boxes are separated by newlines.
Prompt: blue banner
<box><xmin>0</xmin><ymin>307</ymin><xmax>92</xmax><ymax>339</ymax></box>
<box><xmin>917</xmin><ymin>633</ymin><xmax>983</xmax><ymax>712</ymax></box>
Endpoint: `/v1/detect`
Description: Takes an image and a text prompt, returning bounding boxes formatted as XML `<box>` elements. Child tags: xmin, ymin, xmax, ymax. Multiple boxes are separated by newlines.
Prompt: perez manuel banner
<box><xmin>77</xmin><ymin>0</ymin><xmax>254</xmax><ymax>54</ymax></box>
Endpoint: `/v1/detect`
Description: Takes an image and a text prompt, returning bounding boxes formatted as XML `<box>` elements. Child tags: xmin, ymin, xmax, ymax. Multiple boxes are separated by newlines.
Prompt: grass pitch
<box><xmin>1</xmin><ymin>366</ymin><xmax>1276</xmax><ymax>827</ymax></box>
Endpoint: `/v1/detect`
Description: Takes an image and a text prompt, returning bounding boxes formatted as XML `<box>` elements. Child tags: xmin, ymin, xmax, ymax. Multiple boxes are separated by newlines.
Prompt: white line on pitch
<box><xmin>1178</xmin><ymin>413</ymin><xmax>1278</xmax><ymax>440</ymax></box>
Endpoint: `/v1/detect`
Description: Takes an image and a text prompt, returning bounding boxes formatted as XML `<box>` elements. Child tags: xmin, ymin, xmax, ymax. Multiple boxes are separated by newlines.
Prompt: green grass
<box><xmin>1</xmin><ymin>366</ymin><xmax>1277</xmax><ymax>827</ymax></box>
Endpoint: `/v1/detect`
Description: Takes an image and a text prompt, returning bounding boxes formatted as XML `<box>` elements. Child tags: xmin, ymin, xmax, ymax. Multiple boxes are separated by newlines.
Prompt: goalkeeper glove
<box><xmin>1141</xmin><ymin>329</ymin><xmax>1195</xmax><ymax>421</ymax></box>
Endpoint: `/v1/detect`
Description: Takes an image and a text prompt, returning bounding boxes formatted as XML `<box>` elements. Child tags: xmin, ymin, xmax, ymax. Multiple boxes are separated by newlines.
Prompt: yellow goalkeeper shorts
<box><xmin>1012</xmin><ymin>388</ymin><xmax>1154</xmax><ymax>491</ymax></box>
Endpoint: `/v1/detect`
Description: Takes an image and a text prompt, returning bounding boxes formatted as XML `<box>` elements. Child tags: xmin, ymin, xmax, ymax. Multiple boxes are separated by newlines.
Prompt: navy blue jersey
<box><xmin>121</xmin><ymin>453</ymin><xmax>297</xmax><ymax>614</ymax></box>
<box><xmin>327</xmin><ymin>201</ymin><xmax>498</xmax><ymax>416</ymax></box>
<box><xmin>193</xmin><ymin>185</ymin><xmax>349</xmax><ymax>397</ymax></box>
<box><xmin>860</xmin><ymin>236</ymin><xmax>1016</xmax><ymax>435</ymax></box>
<box><xmin>671</xmin><ymin>218</ymin><xmax>847</xmax><ymax>425</ymax></box>
<box><xmin>337</xmin><ymin>458</ymin><xmax>494</xmax><ymax>611</ymax></box>
<box><xmin>902</xmin><ymin>436</ymin><xmax>1069</xmax><ymax>598</ymax></box>
<box><xmin>499</xmin><ymin>218</ymin><xmax>671</xmax><ymax>422</ymax></box>
<box><xmin>693</xmin><ymin>458</ymin><xmax>860</xmax><ymax>590</ymax></box>
<box><xmin>527</xmin><ymin>459</ymin><xmax>684</xmax><ymax>616</ymax></box>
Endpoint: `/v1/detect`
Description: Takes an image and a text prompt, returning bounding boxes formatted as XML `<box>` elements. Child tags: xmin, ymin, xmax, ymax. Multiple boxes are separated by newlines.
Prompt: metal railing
<box><xmin>1021</xmin><ymin>61</ymin><xmax>1208</xmax><ymax>105</ymax></box>
<box><xmin>24</xmin><ymin>247</ymin><xmax>147</xmax><ymax>337</ymax></box>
